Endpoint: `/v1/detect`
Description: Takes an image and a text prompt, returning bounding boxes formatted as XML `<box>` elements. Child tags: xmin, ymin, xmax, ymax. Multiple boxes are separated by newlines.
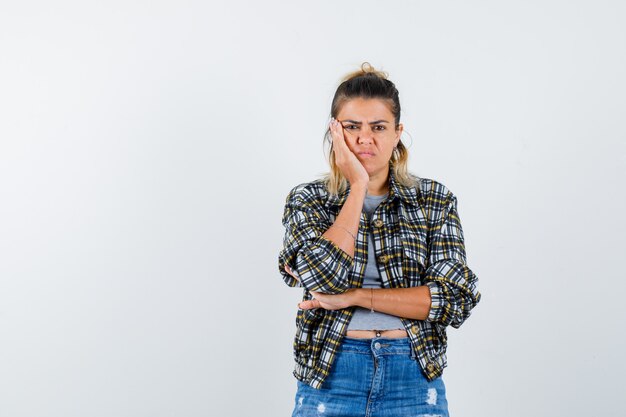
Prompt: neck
<box><xmin>367</xmin><ymin>166</ymin><xmax>390</xmax><ymax>196</ymax></box>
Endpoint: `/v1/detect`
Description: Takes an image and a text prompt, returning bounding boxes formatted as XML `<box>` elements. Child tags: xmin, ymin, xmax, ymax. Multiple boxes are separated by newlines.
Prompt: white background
<box><xmin>1</xmin><ymin>1</ymin><xmax>625</xmax><ymax>416</ymax></box>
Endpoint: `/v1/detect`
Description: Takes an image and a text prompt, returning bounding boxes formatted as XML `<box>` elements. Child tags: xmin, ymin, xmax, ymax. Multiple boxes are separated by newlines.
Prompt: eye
<box><xmin>374</xmin><ymin>125</ymin><xmax>386</xmax><ymax>131</ymax></box>
<box><xmin>344</xmin><ymin>124</ymin><xmax>358</xmax><ymax>130</ymax></box>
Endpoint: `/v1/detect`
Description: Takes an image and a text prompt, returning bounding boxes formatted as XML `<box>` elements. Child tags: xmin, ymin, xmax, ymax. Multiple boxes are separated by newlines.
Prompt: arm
<box><xmin>421</xmin><ymin>192</ymin><xmax>481</xmax><ymax>328</ymax></box>
<box><xmin>320</xmin><ymin>183</ymin><xmax>367</xmax><ymax>258</ymax></box>
<box><xmin>297</xmin><ymin>286</ymin><xmax>432</xmax><ymax>320</ymax></box>
<box><xmin>297</xmin><ymin>192</ymin><xmax>481</xmax><ymax>327</ymax></box>
<box><xmin>278</xmin><ymin>117</ymin><xmax>370</xmax><ymax>294</ymax></box>
<box><xmin>277</xmin><ymin>182</ymin><xmax>367</xmax><ymax>294</ymax></box>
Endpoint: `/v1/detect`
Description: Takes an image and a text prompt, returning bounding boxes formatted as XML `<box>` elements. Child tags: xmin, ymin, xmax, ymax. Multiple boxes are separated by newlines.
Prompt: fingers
<box><xmin>284</xmin><ymin>263</ymin><xmax>301</xmax><ymax>282</ymax></box>
<box><xmin>329</xmin><ymin>118</ymin><xmax>368</xmax><ymax>186</ymax></box>
<box><xmin>329</xmin><ymin>118</ymin><xmax>356</xmax><ymax>171</ymax></box>
<box><xmin>329</xmin><ymin>119</ymin><xmax>348</xmax><ymax>153</ymax></box>
<box><xmin>298</xmin><ymin>299</ymin><xmax>321</xmax><ymax>310</ymax></box>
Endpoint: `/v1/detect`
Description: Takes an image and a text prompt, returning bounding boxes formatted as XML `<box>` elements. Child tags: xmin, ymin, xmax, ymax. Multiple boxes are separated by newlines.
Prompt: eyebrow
<box><xmin>339</xmin><ymin>119</ymin><xmax>390</xmax><ymax>125</ymax></box>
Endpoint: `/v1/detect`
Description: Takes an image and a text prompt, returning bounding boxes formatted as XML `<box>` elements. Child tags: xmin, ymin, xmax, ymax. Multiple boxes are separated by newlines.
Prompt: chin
<box><xmin>364</xmin><ymin>167</ymin><xmax>382</xmax><ymax>177</ymax></box>
<box><xmin>365</xmin><ymin>164</ymin><xmax>389</xmax><ymax>177</ymax></box>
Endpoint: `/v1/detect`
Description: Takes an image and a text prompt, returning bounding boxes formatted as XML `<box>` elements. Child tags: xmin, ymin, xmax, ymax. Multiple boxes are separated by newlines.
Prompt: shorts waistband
<box><xmin>340</xmin><ymin>335</ymin><xmax>411</xmax><ymax>355</ymax></box>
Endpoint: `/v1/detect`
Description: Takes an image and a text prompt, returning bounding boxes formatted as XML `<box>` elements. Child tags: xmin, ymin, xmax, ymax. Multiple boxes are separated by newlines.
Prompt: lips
<box><xmin>357</xmin><ymin>151</ymin><xmax>375</xmax><ymax>157</ymax></box>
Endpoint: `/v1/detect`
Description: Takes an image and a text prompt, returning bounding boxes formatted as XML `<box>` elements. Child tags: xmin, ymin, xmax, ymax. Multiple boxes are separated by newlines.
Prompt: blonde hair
<box><xmin>321</xmin><ymin>62</ymin><xmax>416</xmax><ymax>195</ymax></box>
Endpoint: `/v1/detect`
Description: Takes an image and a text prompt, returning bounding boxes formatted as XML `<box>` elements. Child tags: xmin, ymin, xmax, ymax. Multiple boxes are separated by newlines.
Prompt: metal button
<box><xmin>411</xmin><ymin>325</ymin><xmax>419</xmax><ymax>335</ymax></box>
<box><xmin>426</xmin><ymin>362</ymin><xmax>435</xmax><ymax>372</ymax></box>
<box><xmin>374</xmin><ymin>342</ymin><xmax>382</xmax><ymax>350</ymax></box>
<box><xmin>372</xmin><ymin>219</ymin><xmax>384</xmax><ymax>228</ymax></box>
<box><xmin>378</xmin><ymin>254</ymin><xmax>389</xmax><ymax>264</ymax></box>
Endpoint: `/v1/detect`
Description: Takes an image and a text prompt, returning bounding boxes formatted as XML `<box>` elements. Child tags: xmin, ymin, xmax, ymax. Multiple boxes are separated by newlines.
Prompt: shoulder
<box><xmin>415</xmin><ymin>176</ymin><xmax>456</xmax><ymax>209</ymax></box>
<box><xmin>284</xmin><ymin>178</ymin><xmax>329</xmax><ymax>206</ymax></box>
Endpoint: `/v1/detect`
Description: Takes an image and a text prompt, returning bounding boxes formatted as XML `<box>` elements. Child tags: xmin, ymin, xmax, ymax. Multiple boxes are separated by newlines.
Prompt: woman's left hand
<box><xmin>285</xmin><ymin>263</ymin><xmax>357</xmax><ymax>311</ymax></box>
<box><xmin>298</xmin><ymin>290</ymin><xmax>356</xmax><ymax>311</ymax></box>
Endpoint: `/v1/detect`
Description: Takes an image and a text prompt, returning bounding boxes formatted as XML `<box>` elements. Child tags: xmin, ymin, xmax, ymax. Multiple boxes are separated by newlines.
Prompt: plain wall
<box><xmin>1</xmin><ymin>1</ymin><xmax>625</xmax><ymax>416</ymax></box>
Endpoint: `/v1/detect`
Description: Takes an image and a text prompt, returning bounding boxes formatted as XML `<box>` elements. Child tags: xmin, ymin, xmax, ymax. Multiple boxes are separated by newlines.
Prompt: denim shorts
<box><xmin>291</xmin><ymin>336</ymin><xmax>449</xmax><ymax>417</ymax></box>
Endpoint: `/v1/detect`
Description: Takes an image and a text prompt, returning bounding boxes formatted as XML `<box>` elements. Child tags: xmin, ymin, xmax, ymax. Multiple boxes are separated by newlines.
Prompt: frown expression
<box><xmin>336</xmin><ymin>97</ymin><xmax>402</xmax><ymax>177</ymax></box>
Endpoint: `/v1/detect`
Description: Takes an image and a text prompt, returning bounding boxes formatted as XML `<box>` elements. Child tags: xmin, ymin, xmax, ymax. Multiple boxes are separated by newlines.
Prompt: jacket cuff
<box><xmin>424</xmin><ymin>281</ymin><xmax>445</xmax><ymax>323</ymax></box>
<box><xmin>278</xmin><ymin>264</ymin><xmax>302</xmax><ymax>287</ymax></box>
<box><xmin>297</xmin><ymin>235</ymin><xmax>354</xmax><ymax>293</ymax></box>
<box><xmin>317</xmin><ymin>235</ymin><xmax>354</xmax><ymax>266</ymax></box>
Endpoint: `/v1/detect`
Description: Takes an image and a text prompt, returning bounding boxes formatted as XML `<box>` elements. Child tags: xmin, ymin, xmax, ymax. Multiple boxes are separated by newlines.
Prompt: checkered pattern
<box><xmin>278</xmin><ymin>167</ymin><xmax>481</xmax><ymax>389</ymax></box>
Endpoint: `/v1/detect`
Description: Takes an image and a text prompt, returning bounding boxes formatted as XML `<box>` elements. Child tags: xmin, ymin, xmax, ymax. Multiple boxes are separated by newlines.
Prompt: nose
<box><xmin>356</xmin><ymin>126</ymin><xmax>374</xmax><ymax>145</ymax></box>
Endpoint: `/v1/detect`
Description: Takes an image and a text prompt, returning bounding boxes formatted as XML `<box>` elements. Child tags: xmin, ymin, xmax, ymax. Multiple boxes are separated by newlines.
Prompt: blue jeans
<box><xmin>291</xmin><ymin>336</ymin><xmax>449</xmax><ymax>417</ymax></box>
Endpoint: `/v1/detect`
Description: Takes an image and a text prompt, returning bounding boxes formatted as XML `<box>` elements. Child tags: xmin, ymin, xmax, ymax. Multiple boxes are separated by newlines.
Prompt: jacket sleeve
<box><xmin>277</xmin><ymin>186</ymin><xmax>355</xmax><ymax>294</ymax></box>
<box><xmin>423</xmin><ymin>192</ymin><xmax>481</xmax><ymax>328</ymax></box>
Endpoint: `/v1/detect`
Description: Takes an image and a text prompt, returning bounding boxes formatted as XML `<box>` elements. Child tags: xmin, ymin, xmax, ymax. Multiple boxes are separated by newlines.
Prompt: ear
<box><xmin>395</xmin><ymin>123</ymin><xmax>404</xmax><ymax>147</ymax></box>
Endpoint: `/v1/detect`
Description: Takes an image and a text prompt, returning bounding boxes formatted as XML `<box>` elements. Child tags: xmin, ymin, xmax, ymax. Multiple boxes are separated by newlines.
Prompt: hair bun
<box><xmin>341</xmin><ymin>61</ymin><xmax>389</xmax><ymax>82</ymax></box>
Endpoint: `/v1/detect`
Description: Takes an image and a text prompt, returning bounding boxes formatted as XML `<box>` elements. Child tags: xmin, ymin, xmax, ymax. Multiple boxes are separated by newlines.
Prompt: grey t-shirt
<box><xmin>346</xmin><ymin>191</ymin><xmax>405</xmax><ymax>331</ymax></box>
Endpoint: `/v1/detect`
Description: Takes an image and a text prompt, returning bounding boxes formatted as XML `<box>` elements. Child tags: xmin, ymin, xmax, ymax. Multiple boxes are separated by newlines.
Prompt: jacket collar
<box><xmin>324</xmin><ymin>166</ymin><xmax>423</xmax><ymax>208</ymax></box>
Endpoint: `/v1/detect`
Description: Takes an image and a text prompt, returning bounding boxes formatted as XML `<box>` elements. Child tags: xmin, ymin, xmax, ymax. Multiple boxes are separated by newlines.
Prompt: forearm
<box><xmin>351</xmin><ymin>286</ymin><xmax>432</xmax><ymax>320</ymax></box>
<box><xmin>321</xmin><ymin>182</ymin><xmax>367</xmax><ymax>259</ymax></box>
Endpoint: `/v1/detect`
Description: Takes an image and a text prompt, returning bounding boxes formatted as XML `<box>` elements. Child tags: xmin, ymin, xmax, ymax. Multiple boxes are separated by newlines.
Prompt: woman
<box><xmin>278</xmin><ymin>62</ymin><xmax>481</xmax><ymax>417</ymax></box>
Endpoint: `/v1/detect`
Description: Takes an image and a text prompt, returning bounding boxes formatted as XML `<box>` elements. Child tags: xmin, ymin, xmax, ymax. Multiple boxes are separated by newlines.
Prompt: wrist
<box><xmin>351</xmin><ymin>288</ymin><xmax>369</xmax><ymax>308</ymax></box>
<box><xmin>350</xmin><ymin>182</ymin><xmax>368</xmax><ymax>196</ymax></box>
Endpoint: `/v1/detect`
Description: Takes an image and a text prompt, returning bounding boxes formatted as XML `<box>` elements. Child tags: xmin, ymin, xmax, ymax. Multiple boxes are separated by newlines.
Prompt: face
<box><xmin>335</xmin><ymin>97</ymin><xmax>403</xmax><ymax>178</ymax></box>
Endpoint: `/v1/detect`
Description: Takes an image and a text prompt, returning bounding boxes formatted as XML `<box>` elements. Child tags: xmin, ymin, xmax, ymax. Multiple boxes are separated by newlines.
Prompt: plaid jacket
<box><xmin>278</xmin><ymin>167</ymin><xmax>481</xmax><ymax>389</ymax></box>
